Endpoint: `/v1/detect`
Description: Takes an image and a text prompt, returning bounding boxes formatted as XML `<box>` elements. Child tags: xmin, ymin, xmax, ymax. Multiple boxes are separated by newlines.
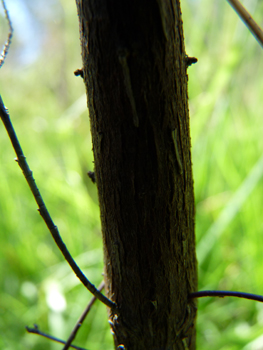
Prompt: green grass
<box><xmin>182</xmin><ymin>1</ymin><xmax>263</xmax><ymax>349</ymax></box>
<box><xmin>1</xmin><ymin>0</ymin><xmax>263</xmax><ymax>349</ymax></box>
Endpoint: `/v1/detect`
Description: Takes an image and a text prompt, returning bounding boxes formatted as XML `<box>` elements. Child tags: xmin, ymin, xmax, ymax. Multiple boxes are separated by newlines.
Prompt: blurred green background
<box><xmin>0</xmin><ymin>0</ymin><xmax>263</xmax><ymax>349</ymax></box>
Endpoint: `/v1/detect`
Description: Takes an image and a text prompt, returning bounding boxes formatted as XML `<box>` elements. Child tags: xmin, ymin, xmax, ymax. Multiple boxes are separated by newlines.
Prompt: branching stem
<box><xmin>0</xmin><ymin>95</ymin><xmax>117</xmax><ymax>312</ymax></box>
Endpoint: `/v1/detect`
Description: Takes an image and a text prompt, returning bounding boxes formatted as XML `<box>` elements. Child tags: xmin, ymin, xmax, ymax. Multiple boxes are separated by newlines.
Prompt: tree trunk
<box><xmin>75</xmin><ymin>1</ymin><xmax>197</xmax><ymax>349</ymax></box>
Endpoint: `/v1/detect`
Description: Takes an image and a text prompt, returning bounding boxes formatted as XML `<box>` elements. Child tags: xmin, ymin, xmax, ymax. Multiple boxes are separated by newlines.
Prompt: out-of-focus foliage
<box><xmin>0</xmin><ymin>0</ymin><xmax>263</xmax><ymax>349</ymax></box>
<box><xmin>182</xmin><ymin>1</ymin><xmax>263</xmax><ymax>349</ymax></box>
<box><xmin>0</xmin><ymin>1</ymin><xmax>112</xmax><ymax>349</ymax></box>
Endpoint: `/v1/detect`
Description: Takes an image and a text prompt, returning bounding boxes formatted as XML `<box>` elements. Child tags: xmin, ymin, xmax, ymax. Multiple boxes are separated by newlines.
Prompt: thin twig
<box><xmin>227</xmin><ymin>0</ymin><xmax>263</xmax><ymax>47</ymax></box>
<box><xmin>63</xmin><ymin>281</ymin><xmax>105</xmax><ymax>350</ymax></box>
<box><xmin>189</xmin><ymin>290</ymin><xmax>263</xmax><ymax>303</ymax></box>
<box><xmin>0</xmin><ymin>0</ymin><xmax>13</xmax><ymax>68</ymax></box>
<box><xmin>0</xmin><ymin>96</ymin><xmax>117</xmax><ymax>312</ymax></box>
<box><xmin>26</xmin><ymin>324</ymin><xmax>88</xmax><ymax>350</ymax></box>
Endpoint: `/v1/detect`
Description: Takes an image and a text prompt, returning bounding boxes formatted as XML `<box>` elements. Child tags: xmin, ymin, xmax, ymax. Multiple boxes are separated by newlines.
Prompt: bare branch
<box><xmin>189</xmin><ymin>290</ymin><xmax>263</xmax><ymax>303</ymax></box>
<box><xmin>227</xmin><ymin>0</ymin><xmax>263</xmax><ymax>47</ymax></box>
<box><xmin>0</xmin><ymin>95</ymin><xmax>117</xmax><ymax>312</ymax></box>
<box><xmin>0</xmin><ymin>0</ymin><xmax>13</xmax><ymax>68</ymax></box>
<box><xmin>63</xmin><ymin>281</ymin><xmax>105</xmax><ymax>350</ymax></box>
<box><xmin>26</xmin><ymin>324</ymin><xmax>88</xmax><ymax>350</ymax></box>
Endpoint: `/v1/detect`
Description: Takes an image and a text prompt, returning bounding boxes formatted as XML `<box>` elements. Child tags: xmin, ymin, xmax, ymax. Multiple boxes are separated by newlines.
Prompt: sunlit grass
<box><xmin>182</xmin><ymin>1</ymin><xmax>263</xmax><ymax>349</ymax></box>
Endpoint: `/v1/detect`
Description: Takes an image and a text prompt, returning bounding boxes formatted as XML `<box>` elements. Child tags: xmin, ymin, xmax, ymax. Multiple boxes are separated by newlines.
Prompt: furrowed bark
<box><xmin>76</xmin><ymin>1</ymin><xmax>197</xmax><ymax>349</ymax></box>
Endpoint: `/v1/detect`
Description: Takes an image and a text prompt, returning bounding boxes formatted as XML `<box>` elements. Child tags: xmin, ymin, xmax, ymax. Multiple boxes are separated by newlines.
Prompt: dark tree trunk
<box><xmin>75</xmin><ymin>1</ymin><xmax>197</xmax><ymax>349</ymax></box>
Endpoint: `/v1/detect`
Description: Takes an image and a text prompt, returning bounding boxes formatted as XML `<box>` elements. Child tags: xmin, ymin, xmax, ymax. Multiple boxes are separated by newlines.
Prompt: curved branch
<box><xmin>0</xmin><ymin>96</ymin><xmax>117</xmax><ymax>312</ymax></box>
<box><xmin>189</xmin><ymin>290</ymin><xmax>263</xmax><ymax>303</ymax></box>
